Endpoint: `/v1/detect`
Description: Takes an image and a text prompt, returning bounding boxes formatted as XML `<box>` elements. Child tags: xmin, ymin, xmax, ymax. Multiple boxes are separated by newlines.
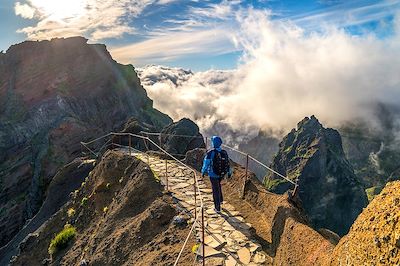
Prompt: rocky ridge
<box><xmin>266</xmin><ymin>116</ymin><xmax>368</xmax><ymax>236</ymax></box>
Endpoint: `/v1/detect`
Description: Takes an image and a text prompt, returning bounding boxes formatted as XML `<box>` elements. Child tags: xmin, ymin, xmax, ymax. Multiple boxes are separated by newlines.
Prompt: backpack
<box><xmin>211</xmin><ymin>149</ymin><xmax>229</xmax><ymax>177</ymax></box>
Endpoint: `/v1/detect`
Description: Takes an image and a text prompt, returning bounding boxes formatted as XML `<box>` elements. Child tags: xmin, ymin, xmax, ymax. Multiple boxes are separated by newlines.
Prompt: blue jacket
<box><xmin>201</xmin><ymin>136</ymin><xmax>233</xmax><ymax>178</ymax></box>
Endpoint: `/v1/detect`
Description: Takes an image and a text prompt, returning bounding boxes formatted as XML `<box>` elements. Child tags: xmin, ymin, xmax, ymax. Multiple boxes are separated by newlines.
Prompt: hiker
<box><xmin>201</xmin><ymin>136</ymin><xmax>232</xmax><ymax>213</ymax></box>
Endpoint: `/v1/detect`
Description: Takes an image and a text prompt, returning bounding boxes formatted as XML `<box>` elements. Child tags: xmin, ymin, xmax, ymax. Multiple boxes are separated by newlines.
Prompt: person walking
<box><xmin>201</xmin><ymin>136</ymin><xmax>232</xmax><ymax>213</ymax></box>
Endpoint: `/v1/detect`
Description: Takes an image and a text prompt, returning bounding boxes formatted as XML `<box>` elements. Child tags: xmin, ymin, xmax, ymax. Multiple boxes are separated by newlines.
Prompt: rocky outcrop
<box><xmin>0</xmin><ymin>37</ymin><xmax>171</xmax><ymax>247</ymax></box>
<box><xmin>184</xmin><ymin>148</ymin><xmax>206</xmax><ymax>171</ymax></box>
<box><xmin>266</xmin><ymin>116</ymin><xmax>368</xmax><ymax>236</ymax></box>
<box><xmin>159</xmin><ymin>118</ymin><xmax>205</xmax><ymax>157</ymax></box>
<box><xmin>327</xmin><ymin>181</ymin><xmax>400</xmax><ymax>265</ymax></box>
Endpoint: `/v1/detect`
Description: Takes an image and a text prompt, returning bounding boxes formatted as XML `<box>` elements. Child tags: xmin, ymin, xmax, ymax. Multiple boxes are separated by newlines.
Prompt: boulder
<box><xmin>159</xmin><ymin>118</ymin><xmax>205</xmax><ymax>157</ymax></box>
<box><xmin>266</xmin><ymin>115</ymin><xmax>368</xmax><ymax>236</ymax></box>
<box><xmin>184</xmin><ymin>148</ymin><xmax>207</xmax><ymax>172</ymax></box>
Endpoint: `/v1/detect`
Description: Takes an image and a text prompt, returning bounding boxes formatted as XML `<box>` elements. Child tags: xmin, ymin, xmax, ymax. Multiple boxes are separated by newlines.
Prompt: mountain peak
<box><xmin>266</xmin><ymin>115</ymin><xmax>368</xmax><ymax>236</ymax></box>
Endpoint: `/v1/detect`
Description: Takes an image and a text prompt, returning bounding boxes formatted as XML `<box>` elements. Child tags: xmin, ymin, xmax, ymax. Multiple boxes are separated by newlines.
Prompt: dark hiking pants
<box><xmin>210</xmin><ymin>177</ymin><xmax>223</xmax><ymax>211</ymax></box>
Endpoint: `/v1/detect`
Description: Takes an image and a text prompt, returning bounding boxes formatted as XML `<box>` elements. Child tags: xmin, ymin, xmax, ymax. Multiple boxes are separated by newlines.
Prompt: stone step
<box><xmin>122</xmin><ymin>150</ymin><xmax>266</xmax><ymax>265</ymax></box>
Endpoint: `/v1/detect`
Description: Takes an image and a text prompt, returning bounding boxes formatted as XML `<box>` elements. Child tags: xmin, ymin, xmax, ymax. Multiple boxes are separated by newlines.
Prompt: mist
<box><xmin>137</xmin><ymin>9</ymin><xmax>400</xmax><ymax>141</ymax></box>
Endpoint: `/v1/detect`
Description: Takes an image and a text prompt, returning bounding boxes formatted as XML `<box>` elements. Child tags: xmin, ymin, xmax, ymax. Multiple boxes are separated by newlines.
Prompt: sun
<box><xmin>30</xmin><ymin>0</ymin><xmax>86</xmax><ymax>21</ymax></box>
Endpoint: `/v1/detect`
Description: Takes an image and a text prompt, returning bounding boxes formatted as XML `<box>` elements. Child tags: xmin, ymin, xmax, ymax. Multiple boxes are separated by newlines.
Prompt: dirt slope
<box><xmin>327</xmin><ymin>180</ymin><xmax>400</xmax><ymax>265</ymax></box>
<box><xmin>12</xmin><ymin>151</ymin><xmax>194</xmax><ymax>266</ymax></box>
<box><xmin>0</xmin><ymin>158</ymin><xmax>94</xmax><ymax>265</ymax></box>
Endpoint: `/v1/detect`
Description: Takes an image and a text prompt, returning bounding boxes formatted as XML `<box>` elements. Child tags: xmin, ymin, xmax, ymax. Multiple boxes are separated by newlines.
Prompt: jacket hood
<box><xmin>211</xmin><ymin>136</ymin><xmax>222</xmax><ymax>148</ymax></box>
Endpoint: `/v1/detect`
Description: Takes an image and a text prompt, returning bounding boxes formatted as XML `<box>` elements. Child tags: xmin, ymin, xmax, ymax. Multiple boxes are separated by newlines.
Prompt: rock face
<box><xmin>327</xmin><ymin>181</ymin><xmax>400</xmax><ymax>265</ymax></box>
<box><xmin>339</xmin><ymin>104</ymin><xmax>400</xmax><ymax>196</ymax></box>
<box><xmin>0</xmin><ymin>37</ymin><xmax>171</xmax><ymax>247</ymax></box>
<box><xmin>159</xmin><ymin>118</ymin><xmax>205</xmax><ymax>157</ymax></box>
<box><xmin>266</xmin><ymin>116</ymin><xmax>368</xmax><ymax>236</ymax></box>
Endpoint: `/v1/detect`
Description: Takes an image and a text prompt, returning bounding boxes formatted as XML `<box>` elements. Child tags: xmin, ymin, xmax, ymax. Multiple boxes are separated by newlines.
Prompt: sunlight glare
<box><xmin>30</xmin><ymin>0</ymin><xmax>86</xmax><ymax>21</ymax></box>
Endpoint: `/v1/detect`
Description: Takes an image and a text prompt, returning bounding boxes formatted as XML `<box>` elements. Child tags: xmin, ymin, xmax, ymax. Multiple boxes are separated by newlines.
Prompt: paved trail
<box><xmin>124</xmin><ymin>149</ymin><xmax>268</xmax><ymax>266</ymax></box>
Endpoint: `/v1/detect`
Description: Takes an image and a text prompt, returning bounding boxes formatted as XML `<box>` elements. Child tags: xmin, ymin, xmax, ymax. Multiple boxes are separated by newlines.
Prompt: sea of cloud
<box><xmin>138</xmin><ymin>9</ymin><xmax>400</xmax><ymax>142</ymax></box>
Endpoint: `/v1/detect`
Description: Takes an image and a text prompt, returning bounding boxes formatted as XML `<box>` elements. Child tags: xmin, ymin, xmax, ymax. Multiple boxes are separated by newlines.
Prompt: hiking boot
<box><xmin>214</xmin><ymin>208</ymin><xmax>221</xmax><ymax>214</ymax></box>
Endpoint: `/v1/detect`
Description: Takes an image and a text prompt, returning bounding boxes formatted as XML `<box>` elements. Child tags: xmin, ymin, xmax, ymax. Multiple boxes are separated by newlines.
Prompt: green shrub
<box><xmin>48</xmin><ymin>224</ymin><xmax>76</xmax><ymax>255</ymax></box>
<box><xmin>366</xmin><ymin>186</ymin><xmax>383</xmax><ymax>202</ymax></box>
<box><xmin>81</xmin><ymin>197</ymin><xmax>88</xmax><ymax>206</ymax></box>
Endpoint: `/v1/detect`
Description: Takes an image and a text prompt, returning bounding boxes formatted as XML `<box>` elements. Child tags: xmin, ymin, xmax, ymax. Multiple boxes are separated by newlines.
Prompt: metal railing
<box><xmin>80</xmin><ymin>130</ymin><xmax>299</xmax><ymax>264</ymax></box>
<box><xmin>80</xmin><ymin>132</ymin><xmax>206</xmax><ymax>266</ymax></box>
<box><xmin>139</xmin><ymin>131</ymin><xmax>298</xmax><ymax>195</ymax></box>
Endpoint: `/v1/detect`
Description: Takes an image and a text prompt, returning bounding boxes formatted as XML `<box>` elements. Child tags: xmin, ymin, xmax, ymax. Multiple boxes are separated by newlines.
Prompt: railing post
<box><xmin>292</xmin><ymin>177</ymin><xmax>299</xmax><ymax>198</ymax></box>
<box><xmin>119</xmin><ymin>135</ymin><xmax>121</xmax><ymax>146</ymax></box>
<box><xmin>111</xmin><ymin>135</ymin><xmax>114</xmax><ymax>149</ymax></box>
<box><xmin>194</xmin><ymin>174</ymin><xmax>197</xmax><ymax>220</ymax></box>
<box><xmin>245</xmin><ymin>154</ymin><xmax>249</xmax><ymax>180</ymax></box>
<box><xmin>128</xmin><ymin>135</ymin><xmax>132</xmax><ymax>156</ymax></box>
<box><xmin>165</xmin><ymin>159</ymin><xmax>169</xmax><ymax>192</ymax></box>
<box><xmin>202</xmin><ymin>206</ymin><xmax>205</xmax><ymax>266</ymax></box>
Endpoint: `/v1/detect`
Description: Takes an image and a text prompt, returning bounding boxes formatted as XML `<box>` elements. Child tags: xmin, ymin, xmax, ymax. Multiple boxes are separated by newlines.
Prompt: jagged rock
<box><xmin>159</xmin><ymin>118</ymin><xmax>205</xmax><ymax>157</ymax></box>
<box><xmin>266</xmin><ymin>116</ymin><xmax>368</xmax><ymax>235</ymax></box>
<box><xmin>172</xmin><ymin>215</ymin><xmax>188</xmax><ymax>227</ymax></box>
<box><xmin>112</xmin><ymin>118</ymin><xmax>159</xmax><ymax>150</ymax></box>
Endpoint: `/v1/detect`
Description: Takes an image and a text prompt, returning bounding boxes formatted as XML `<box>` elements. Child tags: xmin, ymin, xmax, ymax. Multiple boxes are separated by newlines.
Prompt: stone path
<box><xmin>123</xmin><ymin>149</ymin><xmax>268</xmax><ymax>265</ymax></box>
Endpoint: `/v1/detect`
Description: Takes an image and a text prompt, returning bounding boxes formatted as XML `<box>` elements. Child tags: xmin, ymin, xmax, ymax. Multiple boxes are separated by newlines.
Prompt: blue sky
<box><xmin>0</xmin><ymin>0</ymin><xmax>399</xmax><ymax>71</ymax></box>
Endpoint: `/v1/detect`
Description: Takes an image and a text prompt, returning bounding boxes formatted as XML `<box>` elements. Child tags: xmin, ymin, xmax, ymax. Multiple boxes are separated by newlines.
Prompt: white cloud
<box><xmin>111</xmin><ymin>28</ymin><xmax>237</xmax><ymax>64</ymax></box>
<box><xmin>15</xmin><ymin>0</ymin><xmax>155</xmax><ymax>41</ymax></box>
<box><xmin>138</xmin><ymin>9</ymin><xmax>400</xmax><ymax>139</ymax></box>
<box><xmin>290</xmin><ymin>0</ymin><xmax>400</xmax><ymax>30</ymax></box>
<box><xmin>157</xmin><ymin>0</ymin><xmax>179</xmax><ymax>4</ymax></box>
<box><xmin>14</xmin><ymin>2</ymin><xmax>36</xmax><ymax>19</ymax></box>
<box><xmin>109</xmin><ymin>0</ymin><xmax>244</xmax><ymax>64</ymax></box>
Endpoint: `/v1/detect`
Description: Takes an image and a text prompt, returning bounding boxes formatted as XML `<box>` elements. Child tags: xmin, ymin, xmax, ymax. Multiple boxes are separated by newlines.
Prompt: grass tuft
<box><xmin>81</xmin><ymin>197</ymin><xmax>88</xmax><ymax>206</ymax></box>
<box><xmin>48</xmin><ymin>224</ymin><xmax>76</xmax><ymax>255</ymax></box>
